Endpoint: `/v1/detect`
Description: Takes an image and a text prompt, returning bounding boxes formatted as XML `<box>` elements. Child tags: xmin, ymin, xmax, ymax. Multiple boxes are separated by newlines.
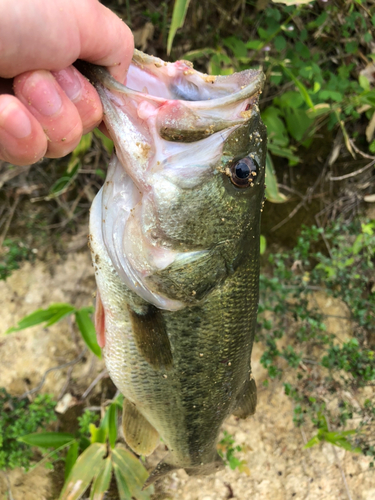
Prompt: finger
<box><xmin>0</xmin><ymin>94</ymin><xmax>47</xmax><ymax>165</ymax></box>
<box><xmin>1</xmin><ymin>0</ymin><xmax>134</xmax><ymax>83</ymax></box>
<box><xmin>14</xmin><ymin>70</ymin><xmax>83</xmax><ymax>158</ymax></box>
<box><xmin>52</xmin><ymin>65</ymin><xmax>103</xmax><ymax>134</ymax></box>
<box><xmin>75</xmin><ymin>1</ymin><xmax>134</xmax><ymax>83</ymax></box>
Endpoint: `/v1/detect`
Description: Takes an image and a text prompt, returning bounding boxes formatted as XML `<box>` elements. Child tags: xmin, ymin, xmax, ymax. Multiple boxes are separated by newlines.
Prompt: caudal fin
<box><xmin>143</xmin><ymin>452</ymin><xmax>224</xmax><ymax>489</ymax></box>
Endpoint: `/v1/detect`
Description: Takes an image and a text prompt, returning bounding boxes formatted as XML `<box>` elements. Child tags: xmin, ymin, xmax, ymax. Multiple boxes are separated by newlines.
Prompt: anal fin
<box><xmin>233</xmin><ymin>377</ymin><xmax>257</xmax><ymax>418</ymax></box>
<box><xmin>122</xmin><ymin>398</ymin><xmax>159</xmax><ymax>456</ymax></box>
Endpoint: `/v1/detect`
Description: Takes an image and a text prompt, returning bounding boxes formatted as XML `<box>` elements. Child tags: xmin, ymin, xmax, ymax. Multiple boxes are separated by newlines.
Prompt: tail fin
<box><xmin>185</xmin><ymin>453</ymin><xmax>224</xmax><ymax>476</ymax></box>
<box><xmin>143</xmin><ymin>454</ymin><xmax>178</xmax><ymax>489</ymax></box>
<box><xmin>143</xmin><ymin>452</ymin><xmax>224</xmax><ymax>489</ymax></box>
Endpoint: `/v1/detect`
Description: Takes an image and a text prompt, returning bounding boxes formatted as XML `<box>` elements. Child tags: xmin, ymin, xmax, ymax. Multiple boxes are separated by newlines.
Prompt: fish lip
<box><xmin>75</xmin><ymin>50</ymin><xmax>265</xmax><ymax>109</ymax></box>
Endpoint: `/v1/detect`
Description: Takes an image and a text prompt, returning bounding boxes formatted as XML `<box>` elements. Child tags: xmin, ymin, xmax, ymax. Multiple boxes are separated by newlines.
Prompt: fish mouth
<box><xmin>77</xmin><ymin>50</ymin><xmax>264</xmax><ymax>188</ymax></box>
<box><xmin>83</xmin><ymin>52</ymin><xmax>265</xmax><ymax>310</ymax></box>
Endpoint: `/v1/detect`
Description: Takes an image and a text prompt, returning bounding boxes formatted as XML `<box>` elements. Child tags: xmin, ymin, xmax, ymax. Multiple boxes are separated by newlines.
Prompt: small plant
<box><xmin>0</xmin><ymin>238</ymin><xmax>34</xmax><ymax>281</ymax></box>
<box><xmin>20</xmin><ymin>398</ymin><xmax>154</xmax><ymax>500</ymax></box>
<box><xmin>217</xmin><ymin>431</ymin><xmax>250</xmax><ymax>475</ymax></box>
<box><xmin>7</xmin><ymin>302</ymin><xmax>101</xmax><ymax>359</ymax></box>
<box><xmin>303</xmin><ymin>413</ymin><xmax>361</xmax><ymax>453</ymax></box>
<box><xmin>257</xmin><ymin>218</ymin><xmax>375</xmax><ymax>463</ymax></box>
<box><xmin>7</xmin><ymin>304</ymin><xmax>154</xmax><ymax>498</ymax></box>
<box><xmin>0</xmin><ymin>390</ymin><xmax>56</xmax><ymax>471</ymax></box>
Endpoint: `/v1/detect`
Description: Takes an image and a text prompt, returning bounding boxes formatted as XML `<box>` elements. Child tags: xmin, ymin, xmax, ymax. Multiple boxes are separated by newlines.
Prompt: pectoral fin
<box><xmin>128</xmin><ymin>304</ymin><xmax>173</xmax><ymax>369</ymax></box>
<box><xmin>122</xmin><ymin>398</ymin><xmax>159</xmax><ymax>456</ymax></box>
<box><xmin>233</xmin><ymin>377</ymin><xmax>257</xmax><ymax>418</ymax></box>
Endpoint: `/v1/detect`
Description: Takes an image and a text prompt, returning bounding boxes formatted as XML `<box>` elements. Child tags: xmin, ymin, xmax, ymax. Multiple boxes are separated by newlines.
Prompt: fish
<box><xmin>83</xmin><ymin>50</ymin><xmax>266</xmax><ymax>486</ymax></box>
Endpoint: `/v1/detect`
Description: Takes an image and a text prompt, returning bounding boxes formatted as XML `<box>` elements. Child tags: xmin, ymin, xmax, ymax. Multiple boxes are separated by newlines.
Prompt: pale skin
<box><xmin>0</xmin><ymin>0</ymin><xmax>134</xmax><ymax>166</ymax></box>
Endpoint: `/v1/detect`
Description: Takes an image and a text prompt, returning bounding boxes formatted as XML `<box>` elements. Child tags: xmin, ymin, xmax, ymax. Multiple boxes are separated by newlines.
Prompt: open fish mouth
<box><xmin>80</xmin><ymin>51</ymin><xmax>265</xmax><ymax>310</ymax></box>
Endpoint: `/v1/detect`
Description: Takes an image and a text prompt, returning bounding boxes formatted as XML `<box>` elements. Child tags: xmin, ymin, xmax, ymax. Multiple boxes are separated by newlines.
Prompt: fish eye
<box><xmin>230</xmin><ymin>157</ymin><xmax>258</xmax><ymax>188</ymax></box>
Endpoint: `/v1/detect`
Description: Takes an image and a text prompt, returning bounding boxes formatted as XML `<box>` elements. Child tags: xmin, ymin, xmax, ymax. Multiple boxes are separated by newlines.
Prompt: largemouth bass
<box><xmin>84</xmin><ymin>50</ymin><xmax>266</xmax><ymax>486</ymax></box>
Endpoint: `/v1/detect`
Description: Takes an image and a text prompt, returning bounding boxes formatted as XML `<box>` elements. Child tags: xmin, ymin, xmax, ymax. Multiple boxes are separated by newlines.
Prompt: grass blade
<box><xmin>112</xmin><ymin>447</ymin><xmax>154</xmax><ymax>499</ymax></box>
<box><xmin>6</xmin><ymin>303</ymin><xmax>75</xmax><ymax>333</ymax></box>
<box><xmin>90</xmin><ymin>456</ymin><xmax>113</xmax><ymax>500</ymax></box>
<box><xmin>19</xmin><ymin>432</ymin><xmax>75</xmax><ymax>449</ymax></box>
<box><xmin>167</xmin><ymin>0</ymin><xmax>191</xmax><ymax>55</ymax></box>
<box><xmin>265</xmin><ymin>153</ymin><xmax>288</xmax><ymax>203</ymax></box>
<box><xmin>75</xmin><ymin>308</ymin><xmax>102</xmax><ymax>358</ymax></box>
<box><xmin>60</xmin><ymin>443</ymin><xmax>107</xmax><ymax>500</ymax></box>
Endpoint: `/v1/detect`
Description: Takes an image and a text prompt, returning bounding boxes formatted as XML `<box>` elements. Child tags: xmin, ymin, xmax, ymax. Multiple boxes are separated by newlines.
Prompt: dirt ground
<box><xmin>0</xmin><ymin>250</ymin><xmax>374</xmax><ymax>500</ymax></box>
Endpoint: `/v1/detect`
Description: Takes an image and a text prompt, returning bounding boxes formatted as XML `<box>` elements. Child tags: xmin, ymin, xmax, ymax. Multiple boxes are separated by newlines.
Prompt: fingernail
<box><xmin>0</xmin><ymin>99</ymin><xmax>32</xmax><ymax>139</ymax></box>
<box><xmin>52</xmin><ymin>66</ymin><xmax>83</xmax><ymax>102</ymax></box>
<box><xmin>22</xmin><ymin>71</ymin><xmax>62</xmax><ymax>116</ymax></box>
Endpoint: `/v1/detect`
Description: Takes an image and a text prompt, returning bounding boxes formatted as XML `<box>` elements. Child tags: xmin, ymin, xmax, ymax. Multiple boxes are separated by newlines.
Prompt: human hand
<box><xmin>0</xmin><ymin>0</ymin><xmax>133</xmax><ymax>166</ymax></box>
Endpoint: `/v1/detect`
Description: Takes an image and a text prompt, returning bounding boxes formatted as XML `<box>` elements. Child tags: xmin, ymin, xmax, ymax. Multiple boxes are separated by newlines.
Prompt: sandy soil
<box><xmin>0</xmin><ymin>251</ymin><xmax>373</xmax><ymax>500</ymax></box>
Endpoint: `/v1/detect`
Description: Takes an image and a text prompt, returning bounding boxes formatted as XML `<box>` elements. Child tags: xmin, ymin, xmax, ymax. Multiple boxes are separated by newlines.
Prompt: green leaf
<box><xmin>107</xmin><ymin>404</ymin><xmax>118</xmax><ymax>449</ymax></box>
<box><xmin>19</xmin><ymin>432</ymin><xmax>75</xmax><ymax>449</ymax></box>
<box><xmin>303</xmin><ymin>435</ymin><xmax>320</xmax><ymax>449</ymax></box>
<box><xmin>48</xmin><ymin>161</ymin><xmax>81</xmax><ymax>198</ymax></box>
<box><xmin>90</xmin><ymin>457</ymin><xmax>113</xmax><ymax>500</ymax></box>
<box><xmin>284</xmin><ymin>108</ymin><xmax>313</xmax><ymax>142</ymax></box>
<box><xmin>359</xmin><ymin>75</ymin><xmax>371</xmax><ymax>92</ymax></box>
<box><xmin>60</xmin><ymin>443</ymin><xmax>107</xmax><ymax>500</ymax></box>
<box><xmin>112</xmin><ymin>447</ymin><xmax>154</xmax><ymax>500</ymax></box>
<box><xmin>113</xmin><ymin>460</ymin><xmax>132</xmax><ymax>500</ymax></box>
<box><xmin>93</xmin><ymin>129</ymin><xmax>114</xmax><ymax>155</ymax></box>
<box><xmin>90</xmin><ymin>424</ymin><xmax>107</xmax><ymax>444</ymax></box>
<box><xmin>167</xmin><ymin>0</ymin><xmax>191</xmax><ymax>55</ymax></box>
<box><xmin>281</xmin><ymin>66</ymin><xmax>314</xmax><ymax>109</ymax></box>
<box><xmin>275</xmin><ymin>91</ymin><xmax>304</xmax><ymax>110</ymax></box>
<box><xmin>71</xmin><ymin>133</ymin><xmax>93</xmax><ymax>162</ymax></box>
<box><xmin>95</xmin><ymin>169</ymin><xmax>106</xmax><ymax>180</ymax></box>
<box><xmin>265</xmin><ymin>153</ymin><xmax>288</xmax><ymax>203</ymax></box>
<box><xmin>318</xmin><ymin>90</ymin><xmax>343</xmax><ymax>102</ymax></box>
<box><xmin>320</xmin><ymin>431</ymin><xmax>361</xmax><ymax>452</ymax></box>
<box><xmin>267</xmin><ymin>144</ymin><xmax>300</xmax><ymax>163</ymax></box>
<box><xmin>65</xmin><ymin>441</ymin><xmax>79</xmax><ymax>481</ymax></box>
<box><xmin>7</xmin><ymin>303</ymin><xmax>76</xmax><ymax>333</ymax></box>
<box><xmin>223</xmin><ymin>36</ymin><xmax>247</xmax><ymax>59</ymax></box>
<box><xmin>260</xmin><ymin>235</ymin><xmax>266</xmax><ymax>255</ymax></box>
<box><xmin>274</xmin><ymin>35</ymin><xmax>286</xmax><ymax>51</ymax></box>
<box><xmin>183</xmin><ymin>48</ymin><xmax>217</xmax><ymax>60</ymax></box>
<box><xmin>75</xmin><ymin>308</ymin><xmax>102</xmax><ymax>358</ymax></box>
<box><xmin>261</xmin><ymin>106</ymin><xmax>289</xmax><ymax>148</ymax></box>
<box><xmin>246</xmin><ymin>40</ymin><xmax>263</xmax><ymax>50</ymax></box>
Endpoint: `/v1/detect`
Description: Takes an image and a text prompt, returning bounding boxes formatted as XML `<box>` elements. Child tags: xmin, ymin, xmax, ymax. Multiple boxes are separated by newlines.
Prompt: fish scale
<box><xmin>82</xmin><ymin>49</ymin><xmax>266</xmax><ymax>486</ymax></box>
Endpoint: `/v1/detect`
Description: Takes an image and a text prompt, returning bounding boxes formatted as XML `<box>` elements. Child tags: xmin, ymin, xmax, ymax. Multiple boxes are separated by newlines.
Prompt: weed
<box><xmin>0</xmin><ymin>390</ymin><xmax>56</xmax><ymax>471</ymax></box>
<box><xmin>218</xmin><ymin>431</ymin><xmax>250</xmax><ymax>475</ymax></box>
<box><xmin>257</xmin><ymin>218</ymin><xmax>375</xmax><ymax>461</ymax></box>
<box><xmin>0</xmin><ymin>238</ymin><xmax>33</xmax><ymax>281</ymax></box>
